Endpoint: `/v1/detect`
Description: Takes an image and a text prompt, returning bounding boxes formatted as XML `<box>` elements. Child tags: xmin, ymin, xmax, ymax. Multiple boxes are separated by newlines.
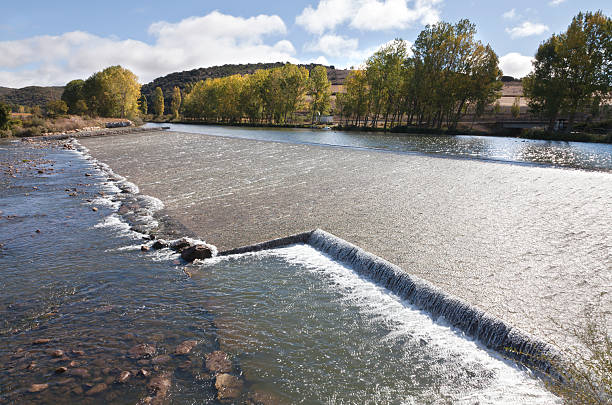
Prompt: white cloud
<box><xmin>548</xmin><ymin>0</ymin><xmax>566</xmax><ymax>6</ymax></box>
<box><xmin>305</xmin><ymin>34</ymin><xmax>359</xmax><ymax>57</ymax></box>
<box><xmin>506</xmin><ymin>21</ymin><xmax>549</xmax><ymax>38</ymax></box>
<box><xmin>295</xmin><ymin>0</ymin><xmax>442</xmax><ymax>34</ymax></box>
<box><xmin>499</xmin><ymin>52</ymin><xmax>534</xmax><ymax>78</ymax></box>
<box><xmin>0</xmin><ymin>11</ymin><xmax>297</xmax><ymax>87</ymax></box>
<box><xmin>502</xmin><ymin>9</ymin><xmax>517</xmax><ymax>20</ymax></box>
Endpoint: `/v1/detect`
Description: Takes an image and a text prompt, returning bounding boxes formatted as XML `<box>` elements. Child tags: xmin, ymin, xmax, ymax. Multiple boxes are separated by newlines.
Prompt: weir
<box><xmin>220</xmin><ymin>229</ymin><xmax>563</xmax><ymax>375</ymax></box>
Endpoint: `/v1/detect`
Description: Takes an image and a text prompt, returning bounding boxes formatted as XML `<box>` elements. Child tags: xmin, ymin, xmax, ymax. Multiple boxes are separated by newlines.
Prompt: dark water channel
<box><xmin>0</xmin><ymin>141</ymin><xmax>558</xmax><ymax>403</ymax></box>
<box><xmin>144</xmin><ymin>123</ymin><xmax>612</xmax><ymax>172</ymax></box>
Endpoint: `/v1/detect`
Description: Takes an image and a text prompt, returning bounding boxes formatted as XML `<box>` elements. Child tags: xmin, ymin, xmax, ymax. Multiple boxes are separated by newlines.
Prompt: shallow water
<box><xmin>144</xmin><ymin>123</ymin><xmax>612</xmax><ymax>172</ymax></box>
<box><xmin>0</xmin><ymin>141</ymin><xmax>558</xmax><ymax>403</ymax></box>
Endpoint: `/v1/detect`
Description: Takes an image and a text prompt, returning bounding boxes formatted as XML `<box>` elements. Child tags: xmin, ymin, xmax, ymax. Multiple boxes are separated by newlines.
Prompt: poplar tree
<box><xmin>308</xmin><ymin>66</ymin><xmax>331</xmax><ymax>123</ymax></box>
<box><xmin>170</xmin><ymin>86</ymin><xmax>182</xmax><ymax>119</ymax></box>
<box><xmin>153</xmin><ymin>87</ymin><xmax>164</xmax><ymax>117</ymax></box>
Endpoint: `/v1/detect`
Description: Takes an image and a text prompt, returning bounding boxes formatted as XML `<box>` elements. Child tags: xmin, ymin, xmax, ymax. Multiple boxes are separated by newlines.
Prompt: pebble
<box><xmin>151</xmin><ymin>355</ymin><xmax>171</xmax><ymax>365</ymax></box>
<box><xmin>71</xmin><ymin>349</ymin><xmax>85</xmax><ymax>356</ymax></box>
<box><xmin>139</xmin><ymin>369</ymin><xmax>151</xmax><ymax>377</ymax></box>
<box><xmin>68</xmin><ymin>368</ymin><xmax>90</xmax><ymax>378</ymax></box>
<box><xmin>92</xmin><ymin>207</ymin><xmax>98</xmax><ymax>212</ymax></box>
<box><xmin>117</xmin><ymin>370</ymin><xmax>131</xmax><ymax>383</ymax></box>
<box><xmin>55</xmin><ymin>366</ymin><xmax>68</xmax><ymax>374</ymax></box>
<box><xmin>215</xmin><ymin>373</ymin><xmax>243</xmax><ymax>401</ymax></box>
<box><xmin>49</xmin><ymin>349</ymin><xmax>64</xmax><ymax>358</ymax></box>
<box><xmin>141</xmin><ymin>245</ymin><xmax>149</xmax><ymax>252</ymax></box>
<box><xmin>128</xmin><ymin>343</ymin><xmax>156</xmax><ymax>358</ymax></box>
<box><xmin>28</xmin><ymin>383</ymin><xmax>49</xmax><ymax>393</ymax></box>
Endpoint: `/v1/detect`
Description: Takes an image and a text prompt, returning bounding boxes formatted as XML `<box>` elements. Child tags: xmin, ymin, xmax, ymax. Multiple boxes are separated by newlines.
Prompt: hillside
<box><xmin>141</xmin><ymin>63</ymin><xmax>351</xmax><ymax>106</ymax></box>
<box><xmin>0</xmin><ymin>86</ymin><xmax>64</xmax><ymax>107</ymax></box>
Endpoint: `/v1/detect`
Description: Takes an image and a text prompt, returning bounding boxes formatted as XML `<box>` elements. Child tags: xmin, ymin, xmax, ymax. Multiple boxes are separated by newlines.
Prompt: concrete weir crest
<box><xmin>219</xmin><ymin>228</ymin><xmax>562</xmax><ymax>375</ymax></box>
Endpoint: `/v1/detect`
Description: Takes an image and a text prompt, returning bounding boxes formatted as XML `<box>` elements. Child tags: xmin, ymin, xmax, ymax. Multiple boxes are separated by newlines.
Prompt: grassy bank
<box><xmin>1</xmin><ymin>115</ymin><xmax>137</xmax><ymax>138</ymax></box>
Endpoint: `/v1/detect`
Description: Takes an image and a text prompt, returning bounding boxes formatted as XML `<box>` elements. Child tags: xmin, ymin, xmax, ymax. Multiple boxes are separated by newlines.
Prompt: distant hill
<box><xmin>141</xmin><ymin>62</ymin><xmax>351</xmax><ymax>107</ymax></box>
<box><xmin>0</xmin><ymin>86</ymin><xmax>64</xmax><ymax>107</ymax></box>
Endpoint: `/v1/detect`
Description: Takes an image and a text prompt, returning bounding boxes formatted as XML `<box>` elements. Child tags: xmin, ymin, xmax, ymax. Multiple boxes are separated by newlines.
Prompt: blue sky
<box><xmin>1</xmin><ymin>0</ymin><xmax>609</xmax><ymax>87</ymax></box>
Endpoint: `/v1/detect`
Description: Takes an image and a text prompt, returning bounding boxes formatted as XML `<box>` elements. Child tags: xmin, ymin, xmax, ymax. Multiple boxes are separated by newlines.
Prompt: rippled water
<box><xmin>0</xmin><ymin>141</ymin><xmax>558</xmax><ymax>403</ymax></box>
<box><xmin>144</xmin><ymin>123</ymin><xmax>612</xmax><ymax>172</ymax></box>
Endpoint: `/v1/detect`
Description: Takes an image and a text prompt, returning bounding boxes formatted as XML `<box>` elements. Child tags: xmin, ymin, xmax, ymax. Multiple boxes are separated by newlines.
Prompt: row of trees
<box><xmin>181</xmin><ymin>64</ymin><xmax>331</xmax><ymax>124</ymax></box>
<box><xmin>336</xmin><ymin>20</ymin><xmax>502</xmax><ymax>130</ymax></box>
<box><xmin>523</xmin><ymin>11</ymin><xmax>611</xmax><ymax>132</ymax></box>
<box><xmin>62</xmin><ymin>66</ymin><xmax>141</xmax><ymax>119</ymax></box>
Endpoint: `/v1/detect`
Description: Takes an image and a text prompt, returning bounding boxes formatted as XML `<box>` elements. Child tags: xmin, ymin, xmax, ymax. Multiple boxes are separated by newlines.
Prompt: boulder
<box><xmin>152</xmin><ymin>240</ymin><xmax>168</xmax><ymax>250</ymax></box>
<box><xmin>181</xmin><ymin>245</ymin><xmax>213</xmax><ymax>262</ymax></box>
<box><xmin>169</xmin><ymin>238</ymin><xmax>192</xmax><ymax>252</ymax></box>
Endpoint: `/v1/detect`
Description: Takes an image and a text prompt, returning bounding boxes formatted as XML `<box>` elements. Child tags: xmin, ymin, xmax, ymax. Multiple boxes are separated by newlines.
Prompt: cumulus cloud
<box><xmin>499</xmin><ymin>52</ymin><xmax>534</xmax><ymax>78</ymax></box>
<box><xmin>296</xmin><ymin>0</ymin><xmax>441</xmax><ymax>34</ymax></box>
<box><xmin>0</xmin><ymin>11</ymin><xmax>297</xmax><ymax>87</ymax></box>
<box><xmin>506</xmin><ymin>21</ymin><xmax>549</xmax><ymax>38</ymax></box>
<box><xmin>305</xmin><ymin>34</ymin><xmax>359</xmax><ymax>57</ymax></box>
<box><xmin>548</xmin><ymin>0</ymin><xmax>566</xmax><ymax>6</ymax></box>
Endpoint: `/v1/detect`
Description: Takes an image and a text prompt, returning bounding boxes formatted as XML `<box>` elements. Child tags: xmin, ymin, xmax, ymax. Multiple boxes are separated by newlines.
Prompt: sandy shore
<box><xmin>79</xmin><ymin>130</ymin><xmax>612</xmax><ymax>347</ymax></box>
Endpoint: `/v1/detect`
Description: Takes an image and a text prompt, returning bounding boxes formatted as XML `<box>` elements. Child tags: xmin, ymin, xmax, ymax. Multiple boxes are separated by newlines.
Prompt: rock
<box><xmin>139</xmin><ymin>368</ymin><xmax>151</xmax><ymax>377</ymax></box>
<box><xmin>117</xmin><ymin>370</ymin><xmax>131</xmax><ymax>383</ymax></box>
<box><xmin>102</xmin><ymin>367</ymin><xmax>112</xmax><ymax>375</ymax></box>
<box><xmin>55</xmin><ymin>366</ymin><xmax>68</xmax><ymax>374</ymax></box>
<box><xmin>91</xmin><ymin>358</ymin><xmax>106</xmax><ymax>367</ymax></box>
<box><xmin>68</xmin><ymin>368</ymin><xmax>90</xmax><ymax>378</ymax></box>
<box><xmin>92</xmin><ymin>207</ymin><xmax>98</xmax><ymax>212</ymax></box>
<box><xmin>174</xmin><ymin>340</ymin><xmax>198</xmax><ymax>355</ymax></box>
<box><xmin>215</xmin><ymin>374</ymin><xmax>243</xmax><ymax>401</ymax></box>
<box><xmin>129</xmin><ymin>344</ymin><xmax>156</xmax><ymax>358</ymax></box>
<box><xmin>181</xmin><ymin>245</ymin><xmax>213</xmax><ymax>262</ymax></box>
<box><xmin>105</xmin><ymin>376</ymin><xmax>115</xmax><ymax>385</ymax></box>
<box><xmin>69</xmin><ymin>361</ymin><xmax>79</xmax><ymax>367</ymax></box>
<box><xmin>35</xmin><ymin>229</ymin><xmax>41</xmax><ymax>233</ymax></box>
<box><xmin>140</xmin><ymin>245</ymin><xmax>149</xmax><ymax>252</ymax></box>
<box><xmin>147</xmin><ymin>372</ymin><xmax>172</xmax><ymax>397</ymax></box>
<box><xmin>32</xmin><ymin>338</ymin><xmax>50</xmax><ymax>345</ymax></box>
<box><xmin>85</xmin><ymin>173</ymin><xmax>92</xmax><ymax>177</ymax></box>
<box><xmin>85</xmin><ymin>383</ymin><xmax>107</xmax><ymax>395</ymax></box>
<box><xmin>205</xmin><ymin>351</ymin><xmax>232</xmax><ymax>374</ymax></box>
<box><xmin>71</xmin><ymin>349</ymin><xmax>85</xmax><ymax>356</ymax></box>
<box><xmin>169</xmin><ymin>238</ymin><xmax>192</xmax><ymax>252</ymax></box>
<box><xmin>56</xmin><ymin>378</ymin><xmax>74</xmax><ymax>385</ymax></box>
<box><xmin>49</xmin><ymin>349</ymin><xmax>64</xmax><ymax>357</ymax></box>
<box><xmin>152</xmin><ymin>240</ymin><xmax>168</xmax><ymax>250</ymax></box>
<box><xmin>28</xmin><ymin>383</ymin><xmax>49</xmax><ymax>393</ymax></box>
<box><xmin>151</xmin><ymin>355</ymin><xmax>171</xmax><ymax>365</ymax></box>
<box><xmin>72</xmin><ymin>386</ymin><xmax>84</xmax><ymax>395</ymax></box>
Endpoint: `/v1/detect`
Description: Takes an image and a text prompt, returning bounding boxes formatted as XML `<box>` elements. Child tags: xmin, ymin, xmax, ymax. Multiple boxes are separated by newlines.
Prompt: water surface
<box><xmin>145</xmin><ymin>123</ymin><xmax>612</xmax><ymax>172</ymax></box>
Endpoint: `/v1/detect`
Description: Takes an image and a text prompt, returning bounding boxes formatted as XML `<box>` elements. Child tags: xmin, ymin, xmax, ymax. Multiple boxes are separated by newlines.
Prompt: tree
<box><xmin>308</xmin><ymin>66</ymin><xmax>331</xmax><ymax>123</ymax></box>
<box><xmin>170</xmin><ymin>86</ymin><xmax>182</xmax><ymax>119</ymax></box>
<box><xmin>46</xmin><ymin>100</ymin><xmax>68</xmax><ymax>117</ymax></box>
<box><xmin>61</xmin><ymin>79</ymin><xmax>85</xmax><ymax>114</ymax></box>
<box><xmin>511</xmin><ymin>97</ymin><xmax>521</xmax><ymax>118</ymax></box>
<box><xmin>74</xmin><ymin>99</ymin><xmax>88</xmax><ymax>115</ymax></box>
<box><xmin>138</xmin><ymin>95</ymin><xmax>148</xmax><ymax>115</ymax></box>
<box><xmin>524</xmin><ymin>11</ymin><xmax>611</xmax><ymax>131</ymax></box>
<box><xmin>153</xmin><ymin>87</ymin><xmax>164</xmax><ymax>117</ymax></box>
<box><xmin>0</xmin><ymin>103</ymin><xmax>10</xmax><ymax>130</ymax></box>
<box><xmin>82</xmin><ymin>66</ymin><xmax>141</xmax><ymax>118</ymax></box>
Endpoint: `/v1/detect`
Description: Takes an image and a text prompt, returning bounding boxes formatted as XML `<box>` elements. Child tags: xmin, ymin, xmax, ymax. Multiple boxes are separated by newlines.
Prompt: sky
<box><xmin>0</xmin><ymin>0</ymin><xmax>609</xmax><ymax>87</ymax></box>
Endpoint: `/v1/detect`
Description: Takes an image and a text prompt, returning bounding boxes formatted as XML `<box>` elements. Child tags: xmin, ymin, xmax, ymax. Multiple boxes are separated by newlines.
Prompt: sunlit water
<box><xmin>0</xmin><ymin>141</ymin><xmax>558</xmax><ymax>403</ymax></box>
<box><xmin>144</xmin><ymin>122</ymin><xmax>612</xmax><ymax>172</ymax></box>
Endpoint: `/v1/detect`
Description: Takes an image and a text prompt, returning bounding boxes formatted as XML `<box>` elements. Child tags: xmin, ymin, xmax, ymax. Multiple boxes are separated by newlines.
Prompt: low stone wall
<box><xmin>23</xmin><ymin>126</ymin><xmax>169</xmax><ymax>142</ymax></box>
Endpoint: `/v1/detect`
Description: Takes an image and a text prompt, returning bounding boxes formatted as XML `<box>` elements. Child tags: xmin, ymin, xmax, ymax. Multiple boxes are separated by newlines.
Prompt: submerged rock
<box><xmin>181</xmin><ymin>245</ymin><xmax>213</xmax><ymax>262</ymax></box>
<box><xmin>85</xmin><ymin>383</ymin><xmax>107</xmax><ymax>395</ymax></box>
<box><xmin>117</xmin><ymin>370</ymin><xmax>131</xmax><ymax>383</ymax></box>
<box><xmin>169</xmin><ymin>238</ymin><xmax>192</xmax><ymax>252</ymax></box>
<box><xmin>32</xmin><ymin>338</ymin><xmax>50</xmax><ymax>345</ymax></box>
<box><xmin>129</xmin><ymin>344</ymin><xmax>156</xmax><ymax>358</ymax></box>
<box><xmin>68</xmin><ymin>368</ymin><xmax>90</xmax><ymax>378</ymax></box>
<box><xmin>151</xmin><ymin>355</ymin><xmax>171</xmax><ymax>365</ymax></box>
<box><xmin>28</xmin><ymin>383</ymin><xmax>49</xmax><ymax>393</ymax></box>
<box><xmin>174</xmin><ymin>340</ymin><xmax>198</xmax><ymax>355</ymax></box>
<box><xmin>215</xmin><ymin>373</ymin><xmax>243</xmax><ymax>401</ymax></box>
<box><xmin>205</xmin><ymin>351</ymin><xmax>232</xmax><ymax>374</ymax></box>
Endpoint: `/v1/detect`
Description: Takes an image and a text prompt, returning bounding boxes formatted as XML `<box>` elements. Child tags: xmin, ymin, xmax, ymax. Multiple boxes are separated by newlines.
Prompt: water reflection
<box><xmin>145</xmin><ymin>123</ymin><xmax>612</xmax><ymax>172</ymax></box>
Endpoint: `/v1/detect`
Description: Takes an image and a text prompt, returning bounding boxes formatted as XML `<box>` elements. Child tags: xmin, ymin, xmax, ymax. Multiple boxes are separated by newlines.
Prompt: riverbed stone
<box><xmin>152</xmin><ymin>240</ymin><xmax>168</xmax><ymax>250</ymax></box>
<box><xmin>147</xmin><ymin>372</ymin><xmax>172</xmax><ymax>397</ymax></box>
<box><xmin>129</xmin><ymin>343</ymin><xmax>156</xmax><ymax>358</ymax></box>
<box><xmin>85</xmin><ymin>383</ymin><xmax>107</xmax><ymax>395</ymax></box>
<box><xmin>68</xmin><ymin>368</ymin><xmax>90</xmax><ymax>378</ymax></box>
<box><xmin>181</xmin><ymin>245</ymin><xmax>213</xmax><ymax>262</ymax></box>
<box><xmin>205</xmin><ymin>351</ymin><xmax>232</xmax><ymax>374</ymax></box>
<box><xmin>215</xmin><ymin>373</ymin><xmax>243</xmax><ymax>401</ymax></box>
<box><xmin>32</xmin><ymin>338</ymin><xmax>50</xmax><ymax>345</ymax></box>
<box><xmin>49</xmin><ymin>349</ymin><xmax>64</xmax><ymax>358</ymax></box>
<box><xmin>55</xmin><ymin>366</ymin><xmax>68</xmax><ymax>374</ymax></box>
<box><xmin>169</xmin><ymin>238</ymin><xmax>191</xmax><ymax>252</ymax></box>
<box><xmin>174</xmin><ymin>340</ymin><xmax>198</xmax><ymax>355</ymax></box>
<box><xmin>28</xmin><ymin>383</ymin><xmax>49</xmax><ymax>393</ymax></box>
<box><xmin>117</xmin><ymin>370</ymin><xmax>131</xmax><ymax>383</ymax></box>
<box><xmin>151</xmin><ymin>355</ymin><xmax>171</xmax><ymax>365</ymax></box>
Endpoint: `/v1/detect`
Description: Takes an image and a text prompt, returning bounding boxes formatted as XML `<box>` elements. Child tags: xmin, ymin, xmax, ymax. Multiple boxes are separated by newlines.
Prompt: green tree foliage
<box><xmin>524</xmin><ymin>11</ymin><xmax>611</xmax><ymax>131</ymax></box>
<box><xmin>46</xmin><ymin>100</ymin><xmax>68</xmax><ymax>117</ymax></box>
<box><xmin>182</xmin><ymin>64</ymin><xmax>309</xmax><ymax>124</ymax></box>
<box><xmin>170</xmin><ymin>86</ymin><xmax>182</xmax><ymax>119</ymax></box>
<box><xmin>61</xmin><ymin>79</ymin><xmax>85</xmax><ymax>114</ymax></box>
<box><xmin>308</xmin><ymin>66</ymin><xmax>331</xmax><ymax>123</ymax></box>
<box><xmin>0</xmin><ymin>102</ymin><xmax>10</xmax><ymax>130</ymax></box>
<box><xmin>511</xmin><ymin>97</ymin><xmax>521</xmax><ymax>118</ymax></box>
<box><xmin>138</xmin><ymin>95</ymin><xmax>148</xmax><ymax>115</ymax></box>
<box><xmin>153</xmin><ymin>87</ymin><xmax>164</xmax><ymax>117</ymax></box>
<box><xmin>342</xmin><ymin>70</ymin><xmax>369</xmax><ymax>126</ymax></box>
<box><xmin>79</xmin><ymin>66</ymin><xmax>141</xmax><ymax>118</ymax></box>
